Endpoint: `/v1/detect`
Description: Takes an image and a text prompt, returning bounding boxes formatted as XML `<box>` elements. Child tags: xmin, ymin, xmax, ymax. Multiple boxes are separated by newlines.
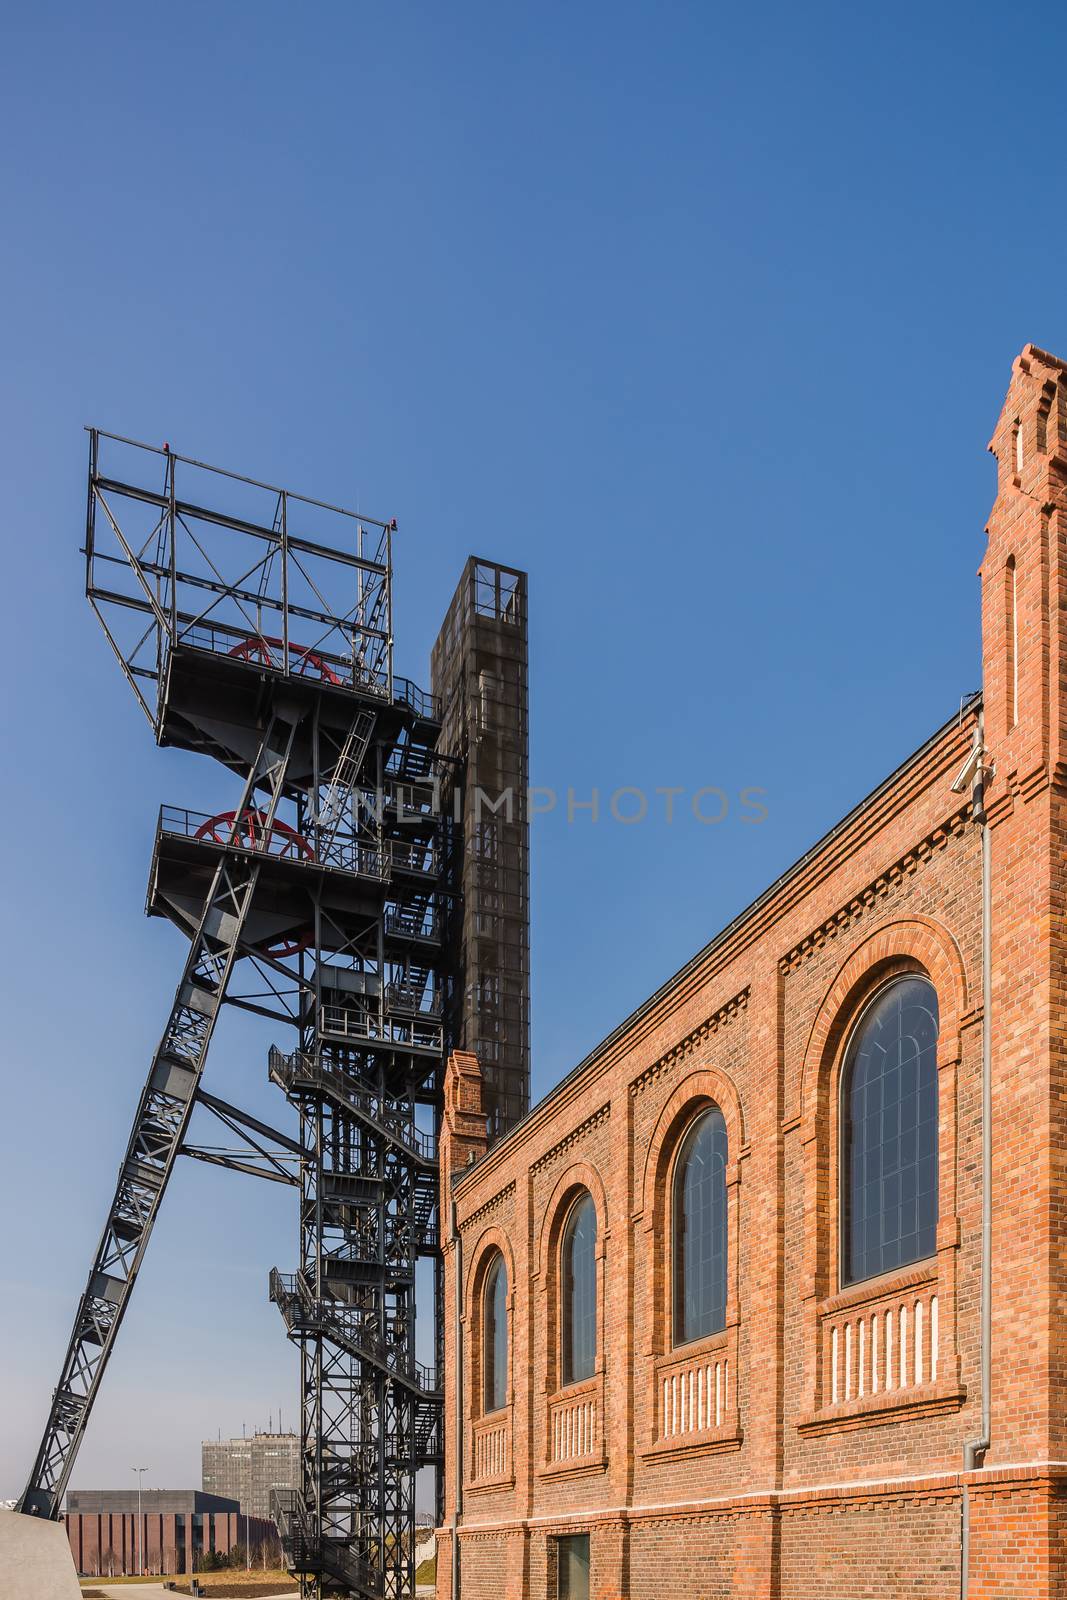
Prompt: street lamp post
<box><xmin>131</xmin><ymin>1466</ymin><xmax>148</xmax><ymax>1576</ymax></box>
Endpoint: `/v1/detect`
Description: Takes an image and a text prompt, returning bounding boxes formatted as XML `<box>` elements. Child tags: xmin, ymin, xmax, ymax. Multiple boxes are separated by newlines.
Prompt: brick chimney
<box><xmin>437</xmin><ymin>1051</ymin><xmax>488</xmax><ymax>1549</ymax></box>
<box><xmin>439</xmin><ymin>1050</ymin><xmax>489</xmax><ymax>1213</ymax></box>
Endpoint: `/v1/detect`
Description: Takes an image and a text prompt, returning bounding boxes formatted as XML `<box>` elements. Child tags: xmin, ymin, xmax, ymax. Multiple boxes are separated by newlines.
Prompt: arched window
<box><xmin>842</xmin><ymin>975</ymin><xmax>939</xmax><ymax>1286</ymax></box>
<box><xmin>482</xmin><ymin>1252</ymin><xmax>508</xmax><ymax>1413</ymax></box>
<box><xmin>561</xmin><ymin>1192</ymin><xmax>597</xmax><ymax>1385</ymax></box>
<box><xmin>672</xmin><ymin>1105</ymin><xmax>728</xmax><ymax>1344</ymax></box>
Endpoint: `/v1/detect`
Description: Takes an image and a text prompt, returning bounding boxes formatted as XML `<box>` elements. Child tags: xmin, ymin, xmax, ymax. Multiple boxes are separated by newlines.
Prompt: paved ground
<box><xmin>84</xmin><ymin>1587</ymin><xmax>431</xmax><ymax>1599</ymax></box>
<box><xmin>87</xmin><ymin>1588</ymin><xmax>299</xmax><ymax>1600</ymax></box>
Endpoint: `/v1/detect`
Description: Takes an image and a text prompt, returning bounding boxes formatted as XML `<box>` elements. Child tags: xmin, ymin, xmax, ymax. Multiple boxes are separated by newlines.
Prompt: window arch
<box><xmin>561</xmin><ymin>1192</ymin><xmax>597</xmax><ymax>1385</ymax></box>
<box><xmin>482</xmin><ymin>1251</ymin><xmax>508</xmax><ymax>1414</ymax></box>
<box><xmin>842</xmin><ymin>974</ymin><xmax>939</xmax><ymax>1286</ymax></box>
<box><xmin>672</xmin><ymin>1104</ymin><xmax>728</xmax><ymax>1345</ymax></box>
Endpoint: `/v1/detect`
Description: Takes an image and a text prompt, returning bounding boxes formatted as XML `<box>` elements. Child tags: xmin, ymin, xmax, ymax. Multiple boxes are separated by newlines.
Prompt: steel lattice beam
<box><xmin>18</xmin><ymin>431</ymin><xmax>501</xmax><ymax>1600</ymax></box>
<box><xmin>20</xmin><ymin>713</ymin><xmax>298</xmax><ymax>1517</ymax></box>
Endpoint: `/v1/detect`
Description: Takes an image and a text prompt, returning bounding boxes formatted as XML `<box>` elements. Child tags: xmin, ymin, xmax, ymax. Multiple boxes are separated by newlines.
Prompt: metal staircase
<box><xmin>272</xmin><ymin>1489</ymin><xmax>386</xmax><ymax>1600</ymax></box>
<box><xmin>268</xmin><ymin>1048</ymin><xmax>437</xmax><ymax>1167</ymax></box>
<box><xmin>17</xmin><ymin>438</ymin><xmax>533</xmax><ymax>1598</ymax></box>
<box><xmin>18</xmin><ymin>432</ymin><xmax>452</xmax><ymax>1600</ymax></box>
<box><xmin>270</xmin><ymin>1271</ymin><xmax>441</xmax><ymax>1398</ymax></box>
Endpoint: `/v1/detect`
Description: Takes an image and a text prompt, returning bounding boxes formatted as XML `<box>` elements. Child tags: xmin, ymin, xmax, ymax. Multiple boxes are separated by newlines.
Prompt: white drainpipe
<box><xmin>450</xmin><ymin>1196</ymin><xmax>463</xmax><ymax>1600</ymax></box>
<box><xmin>957</xmin><ymin>714</ymin><xmax>992</xmax><ymax>1597</ymax></box>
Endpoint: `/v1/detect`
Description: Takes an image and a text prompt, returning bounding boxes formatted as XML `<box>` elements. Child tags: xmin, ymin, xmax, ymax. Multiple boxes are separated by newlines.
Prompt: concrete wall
<box><xmin>0</xmin><ymin>1510</ymin><xmax>81</xmax><ymax>1600</ymax></box>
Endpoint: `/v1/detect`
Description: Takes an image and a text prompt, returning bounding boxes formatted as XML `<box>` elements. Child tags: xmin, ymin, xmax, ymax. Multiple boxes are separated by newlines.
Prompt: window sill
<box><xmin>819</xmin><ymin>1261</ymin><xmax>937</xmax><ymax>1319</ymax></box>
<box><xmin>797</xmin><ymin>1376</ymin><xmax>965</xmax><ymax>1436</ymax></box>
<box><xmin>536</xmin><ymin>1454</ymin><xmax>608</xmax><ymax>1483</ymax></box>
<box><xmin>655</xmin><ymin>1326</ymin><xmax>731</xmax><ymax>1366</ymax></box>
<box><xmin>641</xmin><ymin>1421</ymin><xmax>743</xmax><ymax>1464</ymax></box>
<box><xmin>553</xmin><ymin>1374</ymin><xmax>600</xmax><ymax>1400</ymax></box>
<box><xmin>465</xmin><ymin>1474</ymin><xmax>516</xmax><ymax>1495</ymax></box>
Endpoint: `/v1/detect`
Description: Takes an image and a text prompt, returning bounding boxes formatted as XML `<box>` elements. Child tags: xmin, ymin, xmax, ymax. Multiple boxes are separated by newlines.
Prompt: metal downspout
<box><xmin>451</xmin><ymin>1197</ymin><xmax>463</xmax><ymax>1600</ymax></box>
<box><xmin>962</xmin><ymin>713</ymin><xmax>992</xmax><ymax>1597</ymax></box>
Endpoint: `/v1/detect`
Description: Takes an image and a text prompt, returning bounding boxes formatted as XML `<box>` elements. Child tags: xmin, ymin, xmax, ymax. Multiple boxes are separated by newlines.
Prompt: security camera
<box><xmin>951</xmin><ymin>741</ymin><xmax>988</xmax><ymax>795</ymax></box>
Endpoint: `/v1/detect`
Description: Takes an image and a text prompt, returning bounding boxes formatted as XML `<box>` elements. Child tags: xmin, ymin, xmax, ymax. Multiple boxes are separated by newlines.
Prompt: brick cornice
<box><xmin>628</xmin><ymin>987</ymin><xmax>750</xmax><ymax>1098</ymax></box>
<box><xmin>779</xmin><ymin>805</ymin><xmax>971</xmax><ymax>975</ymax></box>
<box><xmin>620</xmin><ymin>714</ymin><xmax>976</xmax><ymax>1039</ymax></box>
<box><xmin>528</xmin><ymin>1103</ymin><xmax>610</xmax><ymax>1176</ymax></box>
<box><xmin>459</xmin><ymin>1181</ymin><xmax>516</xmax><ymax>1233</ymax></box>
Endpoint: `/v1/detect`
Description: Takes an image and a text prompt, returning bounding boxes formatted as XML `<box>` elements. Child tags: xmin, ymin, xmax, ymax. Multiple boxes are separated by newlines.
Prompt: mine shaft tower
<box><xmin>17</xmin><ymin>432</ymin><xmax>529</xmax><ymax>1600</ymax></box>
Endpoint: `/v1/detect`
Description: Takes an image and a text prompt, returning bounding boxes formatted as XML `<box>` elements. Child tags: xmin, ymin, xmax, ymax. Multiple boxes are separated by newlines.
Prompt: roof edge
<box><xmin>455</xmin><ymin>691</ymin><xmax>982</xmax><ymax>1190</ymax></box>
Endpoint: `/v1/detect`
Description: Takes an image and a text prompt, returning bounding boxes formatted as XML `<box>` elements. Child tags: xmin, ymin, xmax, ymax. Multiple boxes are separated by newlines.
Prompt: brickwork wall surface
<box><xmin>435</xmin><ymin>347</ymin><xmax>1067</xmax><ymax>1599</ymax></box>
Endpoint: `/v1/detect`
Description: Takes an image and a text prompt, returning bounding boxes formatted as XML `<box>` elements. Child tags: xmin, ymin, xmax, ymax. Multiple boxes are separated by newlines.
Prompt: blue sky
<box><xmin>2</xmin><ymin>1</ymin><xmax>1065</xmax><ymax>1503</ymax></box>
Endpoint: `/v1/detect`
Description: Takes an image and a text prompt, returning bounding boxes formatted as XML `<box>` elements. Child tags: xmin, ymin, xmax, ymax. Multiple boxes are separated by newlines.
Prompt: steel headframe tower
<box><xmin>17</xmin><ymin>430</ymin><xmax>479</xmax><ymax>1600</ymax></box>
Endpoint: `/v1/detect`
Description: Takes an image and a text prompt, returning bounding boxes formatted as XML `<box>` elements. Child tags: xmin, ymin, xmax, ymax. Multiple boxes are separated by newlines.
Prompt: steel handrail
<box><xmin>319</xmin><ymin>1005</ymin><xmax>444</xmax><ymax>1055</ymax></box>
<box><xmin>160</xmin><ymin>804</ymin><xmax>440</xmax><ymax>885</ymax></box>
<box><xmin>173</xmin><ymin>620</ymin><xmax>439</xmax><ymax>718</ymax></box>
<box><xmin>271</xmin><ymin>1269</ymin><xmax>439</xmax><ymax>1394</ymax></box>
<box><xmin>269</xmin><ymin>1049</ymin><xmax>437</xmax><ymax>1162</ymax></box>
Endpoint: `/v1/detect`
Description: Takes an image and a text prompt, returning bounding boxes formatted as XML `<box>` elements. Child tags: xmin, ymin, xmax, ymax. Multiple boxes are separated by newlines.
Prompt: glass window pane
<box><xmin>843</xmin><ymin>976</ymin><xmax>939</xmax><ymax>1285</ymax></box>
<box><xmin>483</xmin><ymin>1254</ymin><xmax>508</xmax><ymax>1413</ymax></box>
<box><xmin>673</xmin><ymin>1105</ymin><xmax>728</xmax><ymax>1345</ymax></box>
<box><xmin>558</xmin><ymin>1534</ymin><xmax>590</xmax><ymax>1600</ymax></box>
<box><xmin>562</xmin><ymin>1194</ymin><xmax>597</xmax><ymax>1385</ymax></box>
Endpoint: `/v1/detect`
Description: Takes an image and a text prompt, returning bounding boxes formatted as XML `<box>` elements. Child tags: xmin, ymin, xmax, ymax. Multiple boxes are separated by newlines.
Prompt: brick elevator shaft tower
<box><xmin>17</xmin><ymin>433</ymin><xmax>529</xmax><ymax>1600</ymax></box>
<box><xmin>432</xmin><ymin>561</ymin><xmax>530</xmax><ymax>1139</ymax></box>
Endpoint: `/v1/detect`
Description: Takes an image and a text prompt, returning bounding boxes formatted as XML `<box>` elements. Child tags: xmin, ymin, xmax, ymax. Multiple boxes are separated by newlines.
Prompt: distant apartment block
<box><xmin>201</xmin><ymin>1432</ymin><xmax>300</xmax><ymax>1522</ymax></box>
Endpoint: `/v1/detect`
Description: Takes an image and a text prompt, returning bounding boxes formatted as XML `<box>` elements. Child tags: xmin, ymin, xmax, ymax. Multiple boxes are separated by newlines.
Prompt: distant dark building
<box><xmin>201</xmin><ymin>1431</ymin><xmax>300</xmax><ymax>1521</ymax></box>
<box><xmin>64</xmin><ymin>1488</ymin><xmax>275</xmax><ymax>1577</ymax></box>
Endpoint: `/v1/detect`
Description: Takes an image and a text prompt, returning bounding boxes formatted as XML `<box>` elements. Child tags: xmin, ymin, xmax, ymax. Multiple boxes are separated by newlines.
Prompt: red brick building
<box><xmin>435</xmin><ymin>345</ymin><xmax>1067</xmax><ymax>1600</ymax></box>
<box><xmin>64</xmin><ymin>1489</ymin><xmax>276</xmax><ymax>1578</ymax></box>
